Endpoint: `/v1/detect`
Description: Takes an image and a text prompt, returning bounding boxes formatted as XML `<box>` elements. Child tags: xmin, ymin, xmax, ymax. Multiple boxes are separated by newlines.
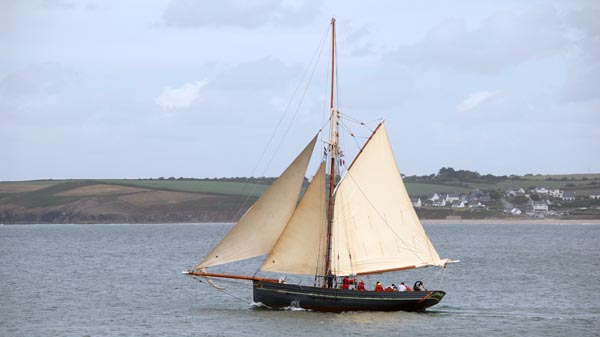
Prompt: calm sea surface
<box><xmin>1</xmin><ymin>223</ymin><xmax>599</xmax><ymax>336</ymax></box>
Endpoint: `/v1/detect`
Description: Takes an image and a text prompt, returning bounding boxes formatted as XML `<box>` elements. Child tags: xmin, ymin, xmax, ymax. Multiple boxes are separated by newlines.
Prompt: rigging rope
<box><xmin>231</xmin><ymin>24</ymin><xmax>331</xmax><ymax>219</ymax></box>
<box><xmin>193</xmin><ymin>276</ymin><xmax>253</xmax><ymax>305</ymax></box>
<box><xmin>339</xmin><ymin>120</ymin><xmax>362</xmax><ymax>151</ymax></box>
<box><xmin>263</xmin><ymin>32</ymin><xmax>329</xmax><ymax>174</ymax></box>
<box><xmin>438</xmin><ymin>265</ymin><xmax>446</xmax><ymax>289</ymax></box>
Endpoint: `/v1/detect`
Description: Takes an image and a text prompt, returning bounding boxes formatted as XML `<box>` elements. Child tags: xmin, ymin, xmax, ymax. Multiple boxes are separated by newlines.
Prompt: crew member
<box><xmin>398</xmin><ymin>282</ymin><xmax>407</xmax><ymax>292</ymax></box>
<box><xmin>413</xmin><ymin>281</ymin><xmax>426</xmax><ymax>291</ymax></box>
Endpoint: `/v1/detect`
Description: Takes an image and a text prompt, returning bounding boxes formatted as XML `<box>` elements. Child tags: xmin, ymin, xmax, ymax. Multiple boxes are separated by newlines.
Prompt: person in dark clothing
<box><xmin>413</xmin><ymin>280</ymin><xmax>426</xmax><ymax>291</ymax></box>
<box><xmin>326</xmin><ymin>275</ymin><xmax>334</xmax><ymax>288</ymax></box>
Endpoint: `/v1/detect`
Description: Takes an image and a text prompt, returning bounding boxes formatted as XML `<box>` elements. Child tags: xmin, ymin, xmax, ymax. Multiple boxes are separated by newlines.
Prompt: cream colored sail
<box><xmin>196</xmin><ymin>135</ymin><xmax>317</xmax><ymax>269</ymax></box>
<box><xmin>261</xmin><ymin>162</ymin><xmax>327</xmax><ymax>275</ymax></box>
<box><xmin>331</xmin><ymin>123</ymin><xmax>445</xmax><ymax>275</ymax></box>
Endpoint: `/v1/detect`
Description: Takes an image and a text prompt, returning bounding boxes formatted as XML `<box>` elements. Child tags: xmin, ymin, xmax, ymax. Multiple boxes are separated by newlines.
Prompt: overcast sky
<box><xmin>2</xmin><ymin>0</ymin><xmax>599</xmax><ymax>181</ymax></box>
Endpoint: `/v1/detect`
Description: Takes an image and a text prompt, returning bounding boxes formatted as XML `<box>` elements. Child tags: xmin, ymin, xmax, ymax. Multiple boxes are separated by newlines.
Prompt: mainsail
<box><xmin>196</xmin><ymin>135</ymin><xmax>317</xmax><ymax>269</ymax></box>
<box><xmin>261</xmin><ymin>162</ymin><xmax>328</xmax><ymax>275</ymax></box>
<box><xmin>331</xmin><ymin>123</ymin><xmax>446</xmax><ymax>275</ymax></box>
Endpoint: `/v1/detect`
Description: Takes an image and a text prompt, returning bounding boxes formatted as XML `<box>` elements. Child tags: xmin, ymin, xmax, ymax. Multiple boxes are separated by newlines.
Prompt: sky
<box><xmin>2</xmin><ymin>0</ymin><xmax>599</xmax><ymax>181</ymax></box>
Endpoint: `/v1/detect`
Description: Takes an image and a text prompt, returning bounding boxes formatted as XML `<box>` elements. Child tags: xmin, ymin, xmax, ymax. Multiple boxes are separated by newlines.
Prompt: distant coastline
<box><xmin>1</xmin><ymin>174</ymin><xmax>599</xmax><ymax>225</ymax></box>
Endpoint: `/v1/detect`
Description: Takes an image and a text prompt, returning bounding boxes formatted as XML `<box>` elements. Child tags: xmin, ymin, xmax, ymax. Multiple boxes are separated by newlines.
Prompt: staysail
<box><xmin>261</xmin><ymin>162</ymin><xmax>328</xmax><ymax>276</ymax></box>
<box><xmin>196</xmin><ymin>135</ymin><xmax>317</xmax><ymax>269</ymax></box>
<box><xmin>331</xmin><ymin>123</ymin><xmax>445</xmax><ymax>275</ymax></box>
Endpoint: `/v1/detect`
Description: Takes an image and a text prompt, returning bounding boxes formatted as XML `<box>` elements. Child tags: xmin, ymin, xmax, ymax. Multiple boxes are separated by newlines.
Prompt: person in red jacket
<box><xmin>356</xmin><ymin>280</ymin><xmax>365</xmax><ymax>291</ymax></box>
<box><xmin>341</xmin><ymin>276</ymin><xmax>353</xmax><ymax>289</ymax></box>
<box><xmin>374</xmin><ymin>281</ymin><xmax>384</xmax><ymax>292</ymax></box>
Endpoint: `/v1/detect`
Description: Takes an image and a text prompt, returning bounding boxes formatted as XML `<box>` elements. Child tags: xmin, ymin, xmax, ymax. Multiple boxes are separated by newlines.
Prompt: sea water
<box><xmin>1</xmin><ymin>223</ymin><xmax>599</xmax><ymax>336</ymax></box>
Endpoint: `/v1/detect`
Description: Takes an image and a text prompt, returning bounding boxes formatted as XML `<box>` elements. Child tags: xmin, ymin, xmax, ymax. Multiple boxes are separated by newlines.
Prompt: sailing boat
<box><xmin>185</xmin><ymin>18</ymin><xmax>456</xmax><ymax>312</ymax></box>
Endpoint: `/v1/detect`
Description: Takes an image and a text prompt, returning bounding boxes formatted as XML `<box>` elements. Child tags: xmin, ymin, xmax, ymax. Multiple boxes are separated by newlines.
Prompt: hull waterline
<box><xmin>253</xmin><ymin>280</ymin><xmax>445</xmax><ymax>312</ymax></box>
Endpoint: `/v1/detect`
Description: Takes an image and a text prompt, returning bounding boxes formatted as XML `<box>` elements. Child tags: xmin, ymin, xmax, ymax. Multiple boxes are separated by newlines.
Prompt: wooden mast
<box><xmin>324</xmin><ymin>17</ymin><xmax>337</xmax><ymax>286</ymax></box>
<box><xmin>329</xmin><ymin>18</ymin><xmax>336</xmax><ymax>111</ymax></box>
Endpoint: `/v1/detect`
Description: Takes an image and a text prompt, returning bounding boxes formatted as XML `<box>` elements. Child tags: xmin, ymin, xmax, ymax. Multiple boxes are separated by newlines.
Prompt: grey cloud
<box><xmin>341</xmin><ymin>24</ymin><xmax>375</xmax><ymax>57</ymax></box>
<box><xmin>388</xmin><ymin>5</ymin><xmax>570</xmax><ymax>74</ymax></box>
<box><xmin>452</xmin><ymin>86</ymin><xmax>599</xmax><ymax>132</ymax></box>
<box><xmin>210</xmin><ymin>57</ymin><xmax>299</xmax><ymax>90</ymax></box>
<box><xmin>566</xmin><ymin>8</ymin><xmax>600</xmax><ymax>38</ymax></box>
<box><xmin>560</xmin><ymin>8</ymin><xmax>600</xmax><ymax>102</ymax></box>
<box><xmin>158</xmin><ymin>57</ymin><xmax>302</xmax><ymax>126</ymax></box>
<box><xmin>21</xmin><ymin>0</ymin><xmax>107</xmax><ymax>10</ymax></box>
<box><xmin>0</xmin><ymin>63</ymin><xmax>77</xmax><ymax>99</ymax></box>
<box><xmin>453</xmin><ymin>90</ymin><xmax>527</xmax><ymax>124</ymax></box>
<box><xmin>561</xmin><ymin>61</ymin><xmax>600</xmax><ymax>103</ymax></box>
<box><xmin>40</xmin><ymin>0</ymin><xmax>76</xmax><ymax>9</ymax></box>
<box><xmin>275</xmin><ymin>1</ymin><xmax>320</xmax><ymax>28</ymax></box>
<box><xmin>341</xmin><ymin>66</ymin><xmax>415</xmax><ymax>112</ymax></box>
<box><xmin>163</xmin><ymin>0</ymin><xmax>319</xmax><ymax>29</ymax></box>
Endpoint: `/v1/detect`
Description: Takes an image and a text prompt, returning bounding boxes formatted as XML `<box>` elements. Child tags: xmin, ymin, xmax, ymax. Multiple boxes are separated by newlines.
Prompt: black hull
<box><xmin>253</xmin><ymin>281</ymin><xmax>445</xmax><ymax>312</ymax></box>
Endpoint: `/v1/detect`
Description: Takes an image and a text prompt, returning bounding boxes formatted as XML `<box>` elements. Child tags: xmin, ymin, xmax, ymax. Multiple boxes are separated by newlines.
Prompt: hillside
<box><xmin>0</xmin><ymin>179</ymin><xmax>263</xmax><ymax>224</ymax></box>
<box><xmin>1</xmin><ymin>171</ymin><xmax>599</xmax><ymax>224</ymax></box>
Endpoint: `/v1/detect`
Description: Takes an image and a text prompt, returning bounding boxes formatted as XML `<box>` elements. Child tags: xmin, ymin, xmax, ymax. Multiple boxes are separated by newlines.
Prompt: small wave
<box><xmin>282</xmin><ymin>305</ymin><xmax>307</xmax><ymax>311</ymax></box>
<box><xmin>250</xmin><ymin>301</ymin><xmax>308</xmax><ymax>311</ymax></box>
<box><xmin>250</xmin><ymin>301</ymin><xmax>271</xmax><ymax>309</ymax></box>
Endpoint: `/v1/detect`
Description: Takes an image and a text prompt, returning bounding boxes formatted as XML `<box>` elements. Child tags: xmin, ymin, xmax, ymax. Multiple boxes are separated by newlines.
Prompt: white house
<box><xmin>548</xmin><ymin>189</ymin><xmax>563</xmax><ymax>198</ymax></box>
<box><xmin>432</xmin><ymin>199</ymin><xmax>446</xmax><ymax>207</ymax></box>
<box><xmin>452</xmin><ymin>200</ymin><xmax>467</xmax><ymax>208</ymax></box>
<box><xmin>411</xmin><ymin>198</ymin><xmax>422</xmax><ymax>207</ymax></box>
<box><xmin>511</xmin><ymin>208</ymin><xmax>522</xmax><ymax>215</ymax></box>
<box><xmin>590</xmin><ymin>192</ymin><xmax>600</xmax><ymax>200</ymax></box>
<box><xmin>506</xmin><ymin>188</ymin><xmax>527</xmax><ymax>197</ymax></box>
<box><xmin>469</xmin><ymin>201</ymin><xmax>485</xmax><ymax>209</ymax></box>
<box><xmin>534</xmin><ymin>187</ymin><xmax>549</xmax><ymax>195</ymax></box>
<box><xmin>429</xmin><ymin>193</ymin><xmax>441</xmax><ymax>201</ymax></box>
<box><xmin>445</xmin><ymin>193</ymin><xmax>460</xmax><ymax>203</ymax></box>
<box><xmin>562</xmin><ymin>192</ymin><xmax>576</xmax><ymax>201</ymax></box>
<box><xmin>532</xmin><ymin>201</ymin><xmax>549</xmax><ymax>212</ymax></box>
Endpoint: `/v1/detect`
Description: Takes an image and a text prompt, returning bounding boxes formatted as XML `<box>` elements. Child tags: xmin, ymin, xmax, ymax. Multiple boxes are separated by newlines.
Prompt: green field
<box><xmin>97</xmin><ymin>179</ymin><xmax>269</xmax><ymax>197</ymax></box>
<box><xmin>3</xmin><ymin>173</ymin><xmax>599</xmax><ymax>199</ymax></box>
<box><xmin>0</xmin><ymin>180</ymin><xmax>94</xmax><ymax>208</ymax></box>
<box><xmin>1</xmin><ymin>172</ymin><xmax>599</xmax><ymax>223</ymax></box>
